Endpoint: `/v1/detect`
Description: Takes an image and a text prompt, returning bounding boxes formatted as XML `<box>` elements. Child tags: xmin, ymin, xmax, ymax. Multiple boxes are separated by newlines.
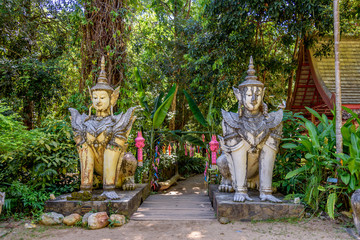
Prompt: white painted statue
<box><xmin>217</xmin><ymin>57</ymin><xmax>284</xmax><ymax>202</ymax></box>
<box><xmin>69</xmin><ymin>57</ymin><xmax>137</xmax><ymax>199</ymax></box>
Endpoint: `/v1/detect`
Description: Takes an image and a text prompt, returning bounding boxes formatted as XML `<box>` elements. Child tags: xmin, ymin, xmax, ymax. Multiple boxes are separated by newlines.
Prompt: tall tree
<box><xmin>129</xmin><ymin>0</ymin><xmax>202</xmax><ymax>130</ymax></box>
<box><xmin>80</xmin><ymin>0</ymin><xmax>129</xmax><ymax>92</ymax></box>
<box><xmin>0</xmin><ymin>0</ymin><xmax>77</xmax><ymax>128</ymax></box>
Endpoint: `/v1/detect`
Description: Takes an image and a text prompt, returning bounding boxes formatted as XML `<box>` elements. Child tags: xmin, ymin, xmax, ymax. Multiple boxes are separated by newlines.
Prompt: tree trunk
<box><xmin>334</xmin><ymin>0</ymin><xmax>342</xmax><ymax>156</ymax></box>
<box><xmin>286</xmin><ymin>36</ymin><xmax>300</xmax><ymax>105</ymax></box>
<box><xmin>80</xmin><ymin>0</ymin><xmax>128</xmax><ymax>92</ymax></box>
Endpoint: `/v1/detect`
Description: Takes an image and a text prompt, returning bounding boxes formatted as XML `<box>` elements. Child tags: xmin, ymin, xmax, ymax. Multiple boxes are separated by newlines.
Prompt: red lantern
<box><xmin>209</xmin><ymin>135</ymin><xmax>219</xmax><ymax>166</ymax></box>
<box><xmin>135</xmin><ymin>131</ymin><xmax>145</xmax><ymax>167</ymax></box>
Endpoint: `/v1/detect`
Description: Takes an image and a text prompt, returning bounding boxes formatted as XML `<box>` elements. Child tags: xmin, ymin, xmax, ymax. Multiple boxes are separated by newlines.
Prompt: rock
<box><xmin>49</xmin><ymin>194</ymin><xmax>56</xmax><ymax>200</ymax></box>
<box><xmin>219</xmin><ymin>217</ymin><xmax>230</xmax><ymax>224</ymax></box>
<box><xmin>88</xmin><ymin>212</ymin><xmax>109</xmax><ymax>229</ymax></box>
<box><xmin>63</xmin><ymin>213</ymin><xmax>82</xmax><ymax>226</ymax></box>
<box><xmin>109</xmin><ymin>214</ymin><xmax>126</xmax><ymax>227</ymax></box>
<box><xmin>24</xmin><ymin>223</ymin><xmax>36</xmax><ymax>229</ymax></box>
<box><xmin>40</xmin><ymin>212</ymin><xmax>64</xmax><ymax>225</ymax></box>
<box><xmin>82</xmin><ymin>212</ymin><xmax>93</xmax><ymax>227</ymax></box>
<box><xmin>0</xmin><ymin>192</ymin><xmax>5</xmax><ymax>215</ymax></box>
<box><xmin>351</xmin><ymin>189</ymin><xmax>360</xmax><ymax>235</ymax></box>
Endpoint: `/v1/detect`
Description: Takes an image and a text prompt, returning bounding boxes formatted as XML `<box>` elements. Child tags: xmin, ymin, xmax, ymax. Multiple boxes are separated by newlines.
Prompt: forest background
<box><xmin>0</xmin><ymin>0</ymin><xmax>360</xmax><ymax>219</ymax></box>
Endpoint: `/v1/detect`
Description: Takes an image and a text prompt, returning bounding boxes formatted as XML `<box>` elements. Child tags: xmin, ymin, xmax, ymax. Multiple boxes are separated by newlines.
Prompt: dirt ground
<box><xmin>0</xmin><ymin>175</ymin><xmax>355</xmax><ymax>240</ymax></box>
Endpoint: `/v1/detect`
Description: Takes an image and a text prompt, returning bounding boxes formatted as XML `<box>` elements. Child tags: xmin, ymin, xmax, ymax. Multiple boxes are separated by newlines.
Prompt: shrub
<box><xmin>280</xmin><ymin>107</ymin><xmax>360</xmax><ymax>219</ymax></box>
<box><xmin>0</xmin><ymin>103</ymin><xmax>80</xmax><ymax>216</ymax></box>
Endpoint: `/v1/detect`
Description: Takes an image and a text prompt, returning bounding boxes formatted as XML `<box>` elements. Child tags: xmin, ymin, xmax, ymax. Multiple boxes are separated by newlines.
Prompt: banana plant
<box><xmin>183</xmin><ymin>86</ymin><xmax>217</xmax><ymax>141</ymax></box>
<box><xmin>134</xmin><ymin>67</ymin><xmax>177</xmax><ymax>163</ymax></box>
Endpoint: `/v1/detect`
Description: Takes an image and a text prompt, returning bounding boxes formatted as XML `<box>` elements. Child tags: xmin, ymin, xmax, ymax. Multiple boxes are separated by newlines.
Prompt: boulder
<box><xmin>40</xmin><ymin>212</ymin><xmax>64</xmax><ymax>225</ymax></box>
<box><xmin>0</xmin><ymin>192</ymin><xmax>5</xmax><ymax>215</ymax></box>
<box><xmin>109</xmin><ymin>214</ymin><xmax>126</xmax><ymax>227</ymax></box>
<box><xmin>351</xmin><ymin>189</ymin><xmax>360</xmax><ymax>235</ymax></box>
<box><xmin>63</xmin><ymin>213</ymin><xmax>82</xmax><ymax>226</ymax></box>
<box><xmin>88</xmin><ymin>212</ymin><xmax>109</xmax><ymax>229</ymax></box>
<box><xmin>82</xmin><ymin>212</ymin><xmax>93</xmax><ymax>227</ymax></box>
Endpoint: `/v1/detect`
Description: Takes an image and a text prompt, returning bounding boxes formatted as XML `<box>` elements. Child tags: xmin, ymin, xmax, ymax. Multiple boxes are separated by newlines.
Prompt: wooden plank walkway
<box><xmin>131</xmin><ymin>175</ymin><xmax>216</xmax><ymax>221</ymax></box>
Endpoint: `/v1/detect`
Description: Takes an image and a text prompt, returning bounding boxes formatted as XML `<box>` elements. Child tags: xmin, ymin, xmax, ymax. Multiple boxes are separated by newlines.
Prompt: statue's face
<box><xmin>92</xmin><ymin>90</ymin><xmax>110</xmax><ymax>112</ymax></box>
<box><xmin>242</xmin><ymin>86</ymin><xmax>263</xmax><ymax>112</ymax></box>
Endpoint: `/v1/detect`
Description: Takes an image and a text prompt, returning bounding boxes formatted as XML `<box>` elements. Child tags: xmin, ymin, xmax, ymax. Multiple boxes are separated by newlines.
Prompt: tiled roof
<box><xmin>309</xmin><ymin>38</ymin><xmax>360</xmax><ymax>105</ymax></box>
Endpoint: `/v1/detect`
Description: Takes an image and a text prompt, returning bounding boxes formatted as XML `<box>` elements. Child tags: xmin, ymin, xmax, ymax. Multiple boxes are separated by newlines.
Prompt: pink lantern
<box><xmin>209</xmin><ymin>135</ymin><xmax>219</xmax><ymax>165</ymax></box>
<box><xmin>135</xmin><ymin>131</ymin><xmax>145</xmax><ymax>167</ymax></box>
<box><xmin>168</xmin><ymin>144</ymin><xmax>172</xmax><ymax>155</ymax></box>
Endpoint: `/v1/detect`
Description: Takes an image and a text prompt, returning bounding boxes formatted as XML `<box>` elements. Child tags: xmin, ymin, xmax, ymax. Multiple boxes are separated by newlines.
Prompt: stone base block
<box><xmin>209</xmin><ymin>184</ymin><xmax>304</xmax><ymax>221</ymax></box>
<box><xmin>45</xmin><ymin>184</ymin><xmax>150</xmax><ymax>217</ymax></box>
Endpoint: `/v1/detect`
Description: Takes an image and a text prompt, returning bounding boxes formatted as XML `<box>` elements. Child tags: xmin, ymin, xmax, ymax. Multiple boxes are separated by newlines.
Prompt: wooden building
<box><xmin>287</xmin><ymin>38</ymin><xmax>360</xmax><ymax>118</ymax></box>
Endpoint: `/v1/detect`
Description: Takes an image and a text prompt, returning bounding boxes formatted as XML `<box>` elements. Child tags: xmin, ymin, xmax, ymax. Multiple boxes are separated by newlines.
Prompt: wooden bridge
<box><xmin>131</xmin><ymin>175</ymin><xmax>216</xmax><ymax>221</ymax></box>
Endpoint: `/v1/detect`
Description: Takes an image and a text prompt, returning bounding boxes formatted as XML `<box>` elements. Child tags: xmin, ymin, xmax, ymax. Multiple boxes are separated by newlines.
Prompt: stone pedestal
<box><xmin>209</xmin><ymin>184</ymin><xmax>304</xmax><ymax>221</ymax></box>
<box><xmin>45</xmin><ymin>184</ymin><xmax>150</xmax><ymax>217</ymax></box>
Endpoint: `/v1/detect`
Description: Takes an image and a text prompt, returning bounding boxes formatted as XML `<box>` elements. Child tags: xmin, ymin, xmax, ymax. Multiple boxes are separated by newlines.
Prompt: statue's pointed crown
<box><xmin>238</xmin><ymin>56</ymin><xmax>264</xmax><ymax>88</ymax></box>
<box><xmin>90</xmin><ymin>56</ymin><xmax>114</xmax><ymax>92</ymax></box>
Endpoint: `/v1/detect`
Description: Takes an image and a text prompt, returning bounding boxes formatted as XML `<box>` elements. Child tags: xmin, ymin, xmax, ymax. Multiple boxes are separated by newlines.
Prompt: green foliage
<box><xmin>0</xmin><ymin>103</ymin><xmax>79</xmax><ymax>216</ymax></box>
<box><xmin>0</xmin><ymin>102</ymin><xmax>33</xmax><ymax>154</ymax></box>
<box><xmin>273</xmin><ymin>110</ymin><xmax>304</xmax><ymax>194</ymax></box>
<box><xmin>281</xmin><ymin>108</ymin><xmax>338</xmax><ymax>217</ymax></box>
<box><xmin>280</xmin><ymin>107</ymin><xmax>360</xmax><ymax>219</ymax></box>
<box><xmin>3</xmin><ymin>181</ymin><xmax>49</xmax><ymax>216</ymax></box>
<box><xmin>178</xmin><ymin>154</ymin><xmax>206</xmax><ymax>178</ymax></box>
<box><xmin>335</xmin><ymin>106</ymin><xmax>360</xmax><ymax>193</ymax></box>
<box><xmin>0</xmin><ymin>0</ymin><xmax>81</xmax><ymax>128</ymax></box>
<box><xmin>183</xmin><ymin>90</ymin><xmax>208</xmax><ymax>127</ymax></box>
<box><xmin>153</xmin><ymin>84</ymin><xmax>177</xmax><ymax>129</ymax></box>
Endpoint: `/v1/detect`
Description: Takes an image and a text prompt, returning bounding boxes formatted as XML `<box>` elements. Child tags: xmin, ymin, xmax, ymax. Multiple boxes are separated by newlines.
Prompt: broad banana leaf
<box><xmin>183</xmin><ymin>90</ymin><xmax>208</xmax><ymax>127</ymax></box>
<box><xmin>153</xmin><ymin>84</ymin><xmax>177</xmax><ymax>128</ymax></box>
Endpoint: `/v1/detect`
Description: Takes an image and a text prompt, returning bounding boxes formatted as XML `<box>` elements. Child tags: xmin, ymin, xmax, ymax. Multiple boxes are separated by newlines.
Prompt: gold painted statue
<box><xmin>69</xmin><ymin>57</ymin><xmax>137</xmax><ymax>199</ymax></box>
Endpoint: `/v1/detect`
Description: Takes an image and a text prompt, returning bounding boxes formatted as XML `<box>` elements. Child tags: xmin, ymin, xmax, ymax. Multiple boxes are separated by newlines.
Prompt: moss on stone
<box><xmin>66</xmin><ymin>191</ymin><xmax>107</xmax><ymax>201</ymax></box>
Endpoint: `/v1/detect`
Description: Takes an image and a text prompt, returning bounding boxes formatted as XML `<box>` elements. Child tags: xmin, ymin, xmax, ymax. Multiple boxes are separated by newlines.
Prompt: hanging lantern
<box><xmin>168</xmin><ymin>144</ymin><xmax>172</xmax><ymax>155</ymax></box>
<box><xmin>209</xmin><ymin>135</ymin><xmax>219</xmax><ymax>166</ymax></box>
<box><xmin>135</xmin><ymin>131</ymin><xmax>145</xmax><ymax>167</ymax></box>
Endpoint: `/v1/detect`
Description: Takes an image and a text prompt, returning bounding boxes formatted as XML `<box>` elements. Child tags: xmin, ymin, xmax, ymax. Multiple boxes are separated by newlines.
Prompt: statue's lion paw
<box><xmin>122</xmin><ymin>183</ymin><xmax>136</xmax><ymax>191</ymax></box>
<box><xmin>225</xmin><ymin>185</ymin><xmax>234</xmax><ymax>192</ymax></box>
<box><xmin>233</xmin><ymin>193</ymin><xmax>253</xmax><ymax>202</ymax></box>
<box><xmin>259</xmin><ymin>194</ymin><xmax>282</xmax><ymax>203</ymax></box>
<box><xmin>218</xmin><ymin>184</ymin><xmax>233</xmax><ymax>192</ymax></box>
<box><xmin>101</xmin><ymin>191</ymin><xmax>120</xmax><ymax>200</ymax></box>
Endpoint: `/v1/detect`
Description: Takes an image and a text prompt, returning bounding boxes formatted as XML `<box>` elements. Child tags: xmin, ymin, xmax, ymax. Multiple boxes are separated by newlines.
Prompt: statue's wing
<box><xmin>111</xmin><ymin>86</ymin><xmax>120</xmax><ymax>107</ymax></box>
<box><xmin>221</xmin><ymin>109</ymin><xmax>241</xmax><ymax>129</ymax></box>
<box><xmin>266</xmin><ymin>109</ymin><xmax>283</xmax><ymax>129</ymax></box>
<box><xmin>68</xmin><ymin>108</ymin><xmax>87</xmax><ymax>145</ymax></box>
<box><xmin>112</xmin><ymin>106</ymin><xmax>138</xmax><ymax>139</ymax></box>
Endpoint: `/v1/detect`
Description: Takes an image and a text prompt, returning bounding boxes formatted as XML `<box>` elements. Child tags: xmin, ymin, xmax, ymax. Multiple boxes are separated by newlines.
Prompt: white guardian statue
<box><xmin>217</xmin><ymin>57</ymin><xmax>284</xmax><ymax>202</ymax></box>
